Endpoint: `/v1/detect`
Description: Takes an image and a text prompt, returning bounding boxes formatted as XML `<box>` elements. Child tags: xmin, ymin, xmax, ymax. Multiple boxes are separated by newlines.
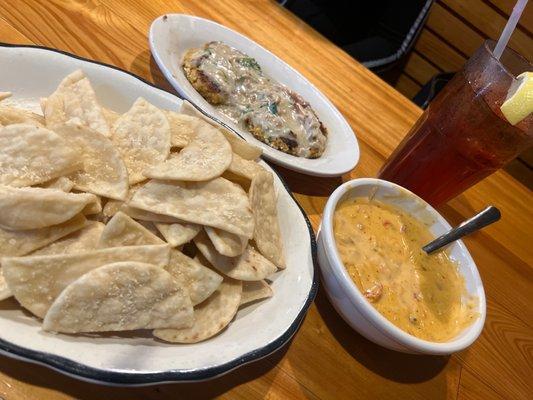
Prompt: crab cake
<box><xmin>182</xmin><ymin>42</ymin><xmax>328</xmax><ymax>158</ymax></box>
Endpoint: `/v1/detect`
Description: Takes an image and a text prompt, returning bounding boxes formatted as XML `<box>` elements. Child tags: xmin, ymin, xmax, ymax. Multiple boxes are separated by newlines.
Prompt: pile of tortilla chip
<box><xmin>0</xmin><ymin>70</ymin><xmax>285</xmax><ymax>343</ymax></box>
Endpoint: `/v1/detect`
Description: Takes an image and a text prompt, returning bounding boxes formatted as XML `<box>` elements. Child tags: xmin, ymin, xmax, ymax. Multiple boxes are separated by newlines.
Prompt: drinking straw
<box><xmin>493</xmin><ymin>0</ymin><xmax>528</xmax><ymax>60</ymax></box>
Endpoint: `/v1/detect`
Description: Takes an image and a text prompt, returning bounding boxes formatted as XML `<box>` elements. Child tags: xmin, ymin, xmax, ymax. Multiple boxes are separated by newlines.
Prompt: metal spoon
<box><xmin>423</xmin><ymin>206</ymin><xmax>501</xmax><ymax>254</ymax></box>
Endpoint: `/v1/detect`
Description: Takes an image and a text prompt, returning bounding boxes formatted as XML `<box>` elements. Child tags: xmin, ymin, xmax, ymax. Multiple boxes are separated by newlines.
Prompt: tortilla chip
<box><xmin>204</xmin><ymin>227</ymin><xmax>247</xmax><ymax>257</ymax></box>
<box><xmin>31</xmin><ymin>221</ymin><xmax>104</xmax><ymax>256</ymax></box>
<box><xmin>43</xmin><ymin>70</ymin><xmax>110</xmax><ymax>136</ymax></box>
<box><xmin>130</xmin><ymin>178</ymin><xmax>254</xmax><ymax>238</ymax></box>
<box><xmin>43</xmin><ymin>262</ymin><xmax>193</xmax><ymax>333</ymax></box>
<box><xmin>227</xmin><ymin>153</ymin><xmax>266</xmax><ymax>181</ymax></box>
<box><xmin>137</xmin><ymin>220</ymin><xmax>162</xmax><ymax>239</ymax></box>
<box><xmin>164</xmin><ymin>110</ymin><xmax>198</xmax><ymax>147</ymax></box>
<box><xmin>102</xmin><ymin>107</ymin><xmax>120</xmax><ymax>126</ymax></box>
<box><xmin>2</xmin><ymin>244</ymin><xmax>170</xmax><ymax>318</ymax></box>
<box><xmin>194</xmin><ymin>231</ymin><xmax>277</xmax><ymax>281</ymax></box>
<box><xmin>122</xmin><ymin>205</ymin><xmax>187</xmax><ymax>223</ymax></box>
<box><xmin>144</xmin><ymin>121</ymin><xmax>232</xmax><ymax>182</ymax></box>
<box><xmin>0</xmin><ymin>105</ymin><xmax>44</xmax><ymax>126</ymax></box>
<box><xmin>0</xmin><ymin>214</ymin><xmax>87</xmax><ymax>258</ymax></box>
<box><xmin>180</xmin><ymin>100</ymin><xmax>262</xmax><ymax>160</ymax></box>
<box><xmin>82</xmin><ymin>195</ymin><xmax>102</xmax><ymax>215</ymax></box>
<box><xmin>249</xmin><ymin>172</ymin><xmax>285</xmax><ymax>268</ymax></box>
<box><xmin>0</xmin><ymin>185</ymin><xmax>97</xmax><ymax>230</ymax></box>
<box><xmin>0</xmin><ymin>124</ymin><xmax>81</xmax><ymax>187</ymax></box>
<box><xmin>98</xmin><ymin>211</ymin><xmax>165</xmax><ymax>247</ymax></box>
<box><xmin>41</xmin><ymin>176</ymin><xmax>75</xmax><ymax>192</ymax></box>
<box><xmin>52</xmin><ymin>123</ymin><xmax>129</xmax><ymax>201</ymax></box>
<box><xmin>155</xmin><ymin>222</ymin><xmax>201</xmax><ymax>247</ymax></box>
<box><xmin>112</xmin><ymin>97</ymin><xmax>170</xmax><ymax>184</ymax></box>
<box><xmin>165</xmin><ymin>249</ymin><xmax>222</xmax><ymax>305</ymax></box>
<box><xmin>154</xmin><ymin>278</ymin><xmax>241</xmax><ymax>343</ymax></box>
<box><xmin>240</xmin><ymin>280</ymin><xmax>273</xmax><ymax>306</ymax></box>
<box><xmin>0</xmin><ymin>270</ymin><xmax>10</xmax><ymax>301</ymax></box>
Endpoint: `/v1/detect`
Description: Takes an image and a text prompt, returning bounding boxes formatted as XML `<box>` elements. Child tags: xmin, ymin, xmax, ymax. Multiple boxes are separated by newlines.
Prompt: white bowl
<box><xmin>0</xmin><ymin>43</ymin><xmax>317</xmax><ymax>385</ymax></box>
<box><xmin>317</xmin><ymin>178</ymin><xmax>486</xmax><ymax>354</ymax></box>
<box><xmin>149</xmin><ymin>14</ymin><xmax>359</xmax><ymax>177</ymax></box>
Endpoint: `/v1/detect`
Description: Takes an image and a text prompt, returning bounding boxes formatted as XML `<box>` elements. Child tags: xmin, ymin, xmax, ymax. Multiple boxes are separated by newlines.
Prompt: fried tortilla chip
<box><xmin>240</xmin><ymin>280</ymin><xmax>273</xmax><ymax>306</ymax></box>
<box><xmin>0</xmin><ymin>124</ymin><xmax>81</xmax><ymax>187</ymax></box>
<box><xmin>0</xmin><ymin>214</ymin><xmax>86</xmax><ymax>258</ymax></box>
<box><xmin>249</xmin><ymin>172</ymin><xmax>285</xmax><ymax>268</ymax></box>
<box><xmin>164</xmin><ymin>110</ymin><xmax>198</xmax><ymax>147</ymax></box>
<box><xmin>43</xmin><ymin>70</ymin><xmax>110</xmax><ymax>136</ymax></box>
<box><xmin>154</xmin><ymin>278</ymin><xmax>241</xmax><ymax>343</ymax></box>
<box><xmin>41</xmin><ymin>176</ymin><xmax>75</xmax><ymax>192</ymax></box>
<box><xmin>204</xmin><ymin>227</ymin><xmax>247</xmax><ymax>257</ymax></box>
<box><xmin>0</xmin><ymin>105</ymin><xmax>44</xmax><ymax>126</ymax></box>
<box><xmin>0</xmin><ymin>186</ymin><xmax>97</xmax><ymax>230</ymax></box>
<box><xmin>165</xmin><ymin>249</ymin><xmax>222</xmax><ymax>305</ymax></box>
<box><xmin>98</xmin><ymin>211</ymin><xmax>165</xmax><ymax>247</ymax></box>
<box><xmin>82</xmin><ymin>195</ymin><xmax>102</xmax><ymax>215</ymax></box>
<box><xmin>227</xmin><ymin>153</ymin><xmax>266</xmax><ymax>181</ymax></box>
<box><xmin>137</xmin><ymin>220</ymin><xmax>162</xmax><ymax>239</ymax></box>
<box><xmin>130</xmin><ymin>178</ymin><xmax>254</xmax><ymax>238</ymax></box>
<box><xmin>102</xmin><ymin>107</ymin><xmax>120</xmax><ymax>126</ymax></box>
<box><xmin>0</xmin><ymin>92</ymin><xmax>12</xmax><ymax>101</ymax></box>
<box><xmin>120</xmin><ymin>205</ymin><xmax>186</xmax><ymax>223</ymax></box>
<box><xmin>53</xmin><ymin>123</ymin><xmax>129</xmax><ymax>201</ymax></box>
<box><xmin>0</xmin><ymin>270</ymin><xmax>10</xmax><ymax>301</ymax></box>
<box><xmin>2</xmin><ymin>244</ymin><xmax>170</xmax><ymax>318</ymax></box>
<box><xmin>112</xmin><ymin>97</ymin><xmax>170</xmax><ymax>184</ymax></box>
<box><xmin>194</xmin><ymin>231</ymin><xmax>277</xmax><ymax>281</ymax></box>
<box><xmin>43</xmin><ymin>262</ymin><xmax>193</xmax><ymax>333</ymax></box>
<box><xmin>180</xmin><ymin>100</ymin><xmax>262</xmax><ymax>160</ymax></box>
<box><xmin>155</xmin><ymin>222</ymin><xmax>201</xmax><ymax>247</ymax></box>
<box><xmin>144</xmin><ymin>121</ymin><xmax>232</xmax><ymax>182</ymax></box>
<box><xmin>31</xmin><ymin>221</ymin><xmax>104</xmax><ymax>256</ymax></box>
<box><xmin>102</xmin><ymin>188</ymin><xmax>186</xmax><ymax>224</ymax></box>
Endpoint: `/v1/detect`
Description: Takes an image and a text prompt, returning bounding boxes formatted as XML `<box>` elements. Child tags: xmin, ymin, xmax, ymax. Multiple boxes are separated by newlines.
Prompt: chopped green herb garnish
<box><xmin>268</xmin><ymin>102</ymin><xmax>278</xmax><ymax>115</ymax></box>
<box><xmin>238</xmin><ymin>57</ymin><xmax>261</xmax><ymax>71</ymax></box>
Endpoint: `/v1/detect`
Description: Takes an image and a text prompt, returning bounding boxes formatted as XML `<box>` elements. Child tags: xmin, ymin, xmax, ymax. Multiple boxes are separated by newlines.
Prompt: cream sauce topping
<box><xmin>184</xmin><ymin>42</ymin><xmax>327</xmax><ymax>158</ymax></box>
<box><xmin>334</xmin><ymin>197</ymin><xmax>478</xmax><ymax>342</ymax></box>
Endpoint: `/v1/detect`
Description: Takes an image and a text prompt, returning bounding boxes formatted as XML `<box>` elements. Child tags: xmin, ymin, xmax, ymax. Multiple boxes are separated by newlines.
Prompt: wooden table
<box><xmin>0</xmin><ymin>1</ymin><xmax>531</xmax><ymax>399</ymax></box>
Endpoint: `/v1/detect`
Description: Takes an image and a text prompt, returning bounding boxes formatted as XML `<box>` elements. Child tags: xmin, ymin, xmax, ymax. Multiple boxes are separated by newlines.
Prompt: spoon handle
<box><xmin>423</xmin><ymin>206</ymin><xmax>501</xmax><ymax>254</ymax></box>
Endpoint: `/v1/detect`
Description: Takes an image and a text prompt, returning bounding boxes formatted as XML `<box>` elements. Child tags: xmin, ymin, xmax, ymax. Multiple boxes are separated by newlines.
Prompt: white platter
<box><xmin>0</xmin><ymin>43</ymin><xmax>317</xmax><ymax>386</ymax></box>
<box><xmin>149</xmin><ymin>14</ymin><xmax>360</xmax><ymax>177</ymax></box>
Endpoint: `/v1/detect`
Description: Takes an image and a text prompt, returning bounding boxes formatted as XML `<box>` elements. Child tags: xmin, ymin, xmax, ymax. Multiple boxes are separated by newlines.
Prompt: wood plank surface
<box><xmin>488</xmin><ymin>0</ymin><xmax>533</xmax><ymax>33</ymax></box>
<box><xmin>443</xmin><ymin>0</ymin><xmax>533</xmax><ymax>57</ymax></box>
<box><xmin>414</xmin><ymin>29</ymin><xmax>466</xmax><ymax>72</ymax></box>
<box><xmin>395</xmin><ymin>0</ymin><xmax>533</xmax><ymax>97</ymax></box>
<box><xmin>0</xmin><ymin>1</ymin><xmax>532</xmax><ymax>399</ymax></box>
<box><xmin>402</xmin><ymin>51</ymin><xmax>442</xmax><ymax>85</ymax></box>
<box><xmin>395</xmin><ymin>73</ymin><xmax>421</xmax><ymax>98</ymax></box>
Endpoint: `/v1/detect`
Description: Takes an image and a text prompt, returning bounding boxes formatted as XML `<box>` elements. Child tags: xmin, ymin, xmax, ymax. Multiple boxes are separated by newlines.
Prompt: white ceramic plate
<box><xmin>0</xmin><ymin>43</ymin><xmax>317</xmax><ymax>386</ymax></box>
<box><xmin>149</xmin><ymin>14</ymin><xmax>359</xmax><ymax>177</ymax></box>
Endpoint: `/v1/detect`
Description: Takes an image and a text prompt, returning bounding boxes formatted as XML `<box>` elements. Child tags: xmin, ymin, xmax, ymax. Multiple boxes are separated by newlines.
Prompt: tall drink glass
<box><xmin>379</xmin><ymin>40</ymin><xmax>532</xmax><ymax>205</ymax></box>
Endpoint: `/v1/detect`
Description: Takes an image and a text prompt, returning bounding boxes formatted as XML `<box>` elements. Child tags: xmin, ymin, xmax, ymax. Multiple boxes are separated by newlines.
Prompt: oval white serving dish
<box><xmin>149</xmin><ymin>14</ymin><xmax>359</xmax><ymax>177</ymax></box>
<box><xmin>0</xmin><ymin>43</ymin><xmax>317</xmax><ymax>386</ymax></box>
<box><xmin>317</xmin><ymin>178</ymin><xmax>486</xmax><ymax>355</ymax></box>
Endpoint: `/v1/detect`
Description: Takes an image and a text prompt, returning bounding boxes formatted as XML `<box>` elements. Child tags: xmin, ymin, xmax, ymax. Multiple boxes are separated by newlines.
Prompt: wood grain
<box><xmin>414</xmin><ymin>29</ymin><xmax>466</xmax><ymax>72</ymax></box>
<box><xmin>395</xmin><ymin>0</ymin><xmax>533</xmax><ymax>98</ymax></box>
<box><xmin>488</xmin><ymin>0</ymin><xmax>533</xmax><ymax>33</ymax></box>
<box><xmin>0</xmin><ymin>1</ymin><xmax>532</xmax><ymax>399</ymax></box>
<box><xmin>395</xmin><ymin>74</ymin><xmax>421</xmax><ymax>98</ymax></box>
<box><xmin>403</xmin><ymin>51</ymin><xmax>442</xmax><ymax>85</ymax></box>
<box><xmin>443</xmin><ymin>0</ymin><xmax>532</xmax><ymax>58</ymax></box>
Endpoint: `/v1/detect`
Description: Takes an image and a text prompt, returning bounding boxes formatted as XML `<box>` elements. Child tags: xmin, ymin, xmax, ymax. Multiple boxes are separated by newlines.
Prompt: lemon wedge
<box><xmin>500</xmin><ymin>71</ymin><xmax>533</xmax><ymax>125</ymax></box>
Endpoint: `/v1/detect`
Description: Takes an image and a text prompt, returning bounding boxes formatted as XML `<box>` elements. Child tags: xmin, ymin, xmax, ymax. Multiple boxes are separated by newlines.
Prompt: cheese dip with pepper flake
<box><xmin>333</xmin><ymin>197</ymin><xmax>478</xmax><ymax>342</ymax></box>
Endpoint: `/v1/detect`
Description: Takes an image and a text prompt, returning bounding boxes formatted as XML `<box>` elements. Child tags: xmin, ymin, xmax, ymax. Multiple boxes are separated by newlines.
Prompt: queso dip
<box><xmin>333</xmin><ymin>197</ymin><xmax>478</xmax><ymax>342</ymax></box>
